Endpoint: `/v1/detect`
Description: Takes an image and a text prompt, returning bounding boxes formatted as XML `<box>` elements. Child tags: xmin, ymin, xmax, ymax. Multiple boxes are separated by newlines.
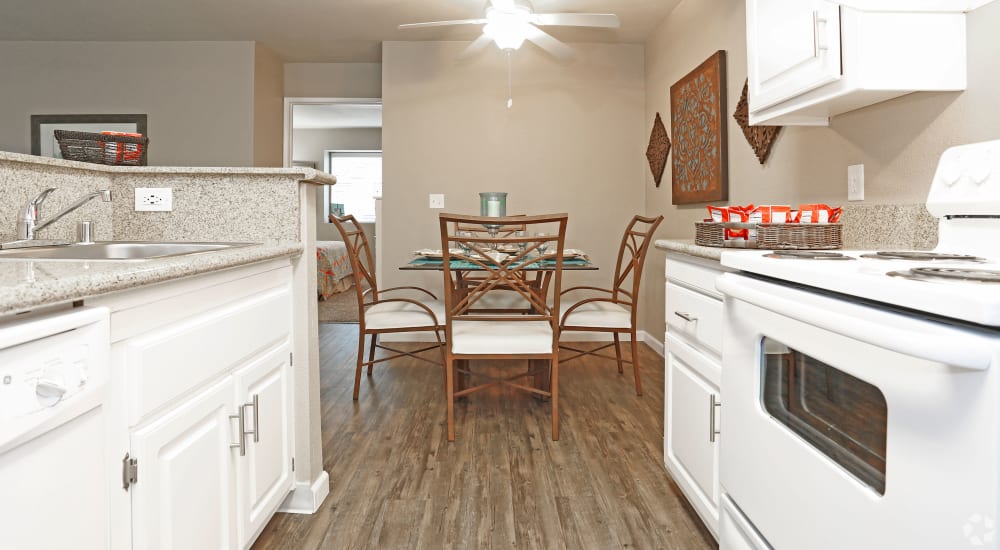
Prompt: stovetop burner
<box><xmin>860</xmin><ymin>251</ymin><xmax>987</xmax><ymax>262</ymax></box>
<box><xmin>764</xmin><ymin>250</ymin><xmax>854</xmax><ymax>260</ymax></box>
<box><xmin>888</xmin><ymin>267</ymin><xmax>1000</xmax><ymax>283</ymax></box>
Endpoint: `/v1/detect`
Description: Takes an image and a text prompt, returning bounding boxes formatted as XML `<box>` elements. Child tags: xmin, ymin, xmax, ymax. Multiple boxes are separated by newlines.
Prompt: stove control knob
<box><xmin>968</xmin><ymin>150</ymin><xmax>992</xmax><ymax>186</ymax></box>
<box><xmin>941</xmin><ymin>154</ymin><xmax>962</xmax><ymax>186</ymax></box>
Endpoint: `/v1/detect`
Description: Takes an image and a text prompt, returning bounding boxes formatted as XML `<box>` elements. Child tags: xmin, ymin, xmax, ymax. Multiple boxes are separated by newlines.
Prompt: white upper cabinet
<box><xmin>748</xmin><ymin>0</ymin><xmax>842</xmax><ymax>114</ymax></box>
<box><xmin>746</xmin><ymin>0</ymin><xmax>969</xmax><ymax>125</ymax></box>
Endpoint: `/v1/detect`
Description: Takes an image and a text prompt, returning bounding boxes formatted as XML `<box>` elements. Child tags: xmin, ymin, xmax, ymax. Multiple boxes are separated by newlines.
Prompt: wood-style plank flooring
<box><xmin>253</xmin><ymin>324</ymin><xmax>716</xmax><ymax>550</ymax></box>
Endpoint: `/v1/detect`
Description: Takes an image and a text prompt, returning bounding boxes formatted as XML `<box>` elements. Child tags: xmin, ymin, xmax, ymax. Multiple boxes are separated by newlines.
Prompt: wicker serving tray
<box><xmin>695</xmin><ymin>221</ymin><xmax>843</xmax><ymax>250</ymax></box>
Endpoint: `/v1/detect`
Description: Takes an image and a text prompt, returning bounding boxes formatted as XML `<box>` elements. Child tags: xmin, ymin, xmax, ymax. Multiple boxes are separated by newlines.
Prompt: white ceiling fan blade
<box><xmin>459</xmin><ymin>33</ymin><xmax>495</xmax><ymax>60</ymax></box>
<box><xmin>489</xmin><ymin>0</ymin><xmax>517</xmax><ymax>10</ymax></box>
<box><xmin>399</xmin><ymin>19</ymin><xmax>486</xmax><ymax>29</ymax></box>
<box><xmin>523</xmin><ymin>25</ymin><xmax>575</xmax><ymax>61</ymax></box>
<box><xmin>532</xmin><ymin>13</ymin><xmax>621</xmax><ymax>28</ymax></box>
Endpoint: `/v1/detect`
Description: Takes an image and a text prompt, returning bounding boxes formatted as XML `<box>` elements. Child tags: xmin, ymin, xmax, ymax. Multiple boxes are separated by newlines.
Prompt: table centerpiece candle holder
<box><xmin>479</xmin><ymin>192</ymin><xmax>508</xmax><ymax>246</ymax></box>
<box><xmin>479</xmin><ymin>192</ymin><xmax>507</xmax><ymax>218</ymax></box>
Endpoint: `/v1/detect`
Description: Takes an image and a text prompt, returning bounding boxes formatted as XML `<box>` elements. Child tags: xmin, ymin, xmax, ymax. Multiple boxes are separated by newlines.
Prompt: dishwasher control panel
<box><xmin>0</xmin><ymin>339</ymin><xmax>93</xmax><ymax>416</ymax></box>
<box><xmin>0</xmin><ymin>307</ymin><xmax>110</xmax><ymax>423</ymax></box>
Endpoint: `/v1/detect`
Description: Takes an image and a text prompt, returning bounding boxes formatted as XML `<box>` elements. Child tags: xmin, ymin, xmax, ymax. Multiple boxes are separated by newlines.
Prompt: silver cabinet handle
<box><xmin>239</xmin><ymin>396</ymin><xmax>258</xmax><ymax>444</ymax></box>
<box><xmin>230</xmin><ymin>408</ymin><xmax>246</xmax><ymax>456</ymax></box>
<box><xmin>813</xmin><ymin>10</ymin><xmax>829</xmax><ymax>56</ymax></box>
<box><xmin>251</xmin><ymin>394</ymin><xmax>260</xmax><ymax>443</ymax></box>
<box><xmin>709</xmin><ymin>394</ymin><xmax>721</xmax><ymax>443</ymax></box>
<box><xmin>232</xmin><ymin>395</ymin><xmax>260</xmax><ymax>457</ymax></box>
<box><xmin>674</xmin><ymin>311</ymin><xmax>697</xmax><ymax>322</ymax></box>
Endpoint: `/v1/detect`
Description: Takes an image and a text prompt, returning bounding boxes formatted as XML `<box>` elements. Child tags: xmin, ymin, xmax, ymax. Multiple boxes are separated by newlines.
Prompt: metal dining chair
<box><xmin>329</xmin><ymin>214</ymin><xmax>446</xmax><ymax>400</ymax></box>
<box><xmin>559</xmin><ymin>214</ymin><xmax>663</xmax><ymax>396</ymax></box>
<box><xmin>438</xmin><ymin>213</ymin><xmax>569</xmax><ymax>441</ymax></box>
<box><xmin>450</xmin><ymin>216</ymin><xmax>542</xmax><ymax>313</ymax></box>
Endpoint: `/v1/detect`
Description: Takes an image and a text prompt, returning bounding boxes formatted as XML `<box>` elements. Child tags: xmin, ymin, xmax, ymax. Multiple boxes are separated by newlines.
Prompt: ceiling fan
<box><xmin>398</xmin><ymin>0</ymin><xmax>621</xmax><ymax>61</ymax></box>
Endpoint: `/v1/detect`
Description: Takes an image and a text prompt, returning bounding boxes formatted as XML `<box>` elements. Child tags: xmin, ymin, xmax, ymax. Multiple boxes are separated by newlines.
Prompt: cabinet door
<box><xmin>234</xmin><ymin>343</ymin><xmax>293</xmax><ymax>548</ymax></box>
<box><xmin>747</xmin><ymin>0</ymin><xmax>842</xmax><ymax>112</ymax></box>
<box><xmin>664</xmin><ymin>332</ymin><xmax>720</xmax><ymax>535</ymax></box>
<box><xmin>130</xmin><ymin>377</ymin><xmax>238</xmax><ymax>550</ymax></box>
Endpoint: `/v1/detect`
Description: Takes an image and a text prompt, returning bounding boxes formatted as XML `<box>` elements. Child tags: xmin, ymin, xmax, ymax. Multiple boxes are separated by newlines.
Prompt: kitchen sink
<box><xmin>0</xmin><ymin>241</ymin><xmax>254</xmax><ymax>261</ymax></box>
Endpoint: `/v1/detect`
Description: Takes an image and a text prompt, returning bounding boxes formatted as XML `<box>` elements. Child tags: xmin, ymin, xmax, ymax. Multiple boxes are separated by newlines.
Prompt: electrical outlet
<box><xmin>135</xmin><ymin>188</ymin><xmax>173</xmax><ymax>212</ymax></box>
<box><xmin>848</xmin><ymin>164</ymin><xmax>865</xmax><ymax>201</ymax></box>
<box><xmin>429</xmin><ymin>194</ymin><xmax>445</xmax><ymax>209</ymax></box>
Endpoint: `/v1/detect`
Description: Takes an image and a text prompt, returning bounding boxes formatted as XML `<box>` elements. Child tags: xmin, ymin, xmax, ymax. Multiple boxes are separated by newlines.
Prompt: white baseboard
<box><xmin>278</xmin><ymin>470</ymin><xmax>330</xmax><ymax>514</ymax></box>
<box><xmin>638</xmin><ymin>330</ymin><xmax>664</xmax><ymax>357</ymax></box>
<box><xmin>381</xmin><ymin>331</ymin><xmax>665</xmax><ymax>357</ymax></box>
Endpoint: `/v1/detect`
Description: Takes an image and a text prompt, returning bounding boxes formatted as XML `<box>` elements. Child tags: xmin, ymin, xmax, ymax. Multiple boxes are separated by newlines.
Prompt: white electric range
<box><xmin>714</xmin><ymin>140</ymin><xmax>1000</xmax><ymax>550</ymax></box>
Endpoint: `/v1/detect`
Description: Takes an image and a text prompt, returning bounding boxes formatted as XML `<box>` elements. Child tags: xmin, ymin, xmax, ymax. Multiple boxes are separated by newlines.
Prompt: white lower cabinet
<box><xmin>665</xmin><ymin>333</ymin><xmax>720</xmax><ymax>517</ymax></box>
<box><xmin>664</xmin><ymin>253</ymin><xmax>726</xmax><ymax>538</ymax></box>
<box><xmin>130</xmin><ymin>377</ymin><xmax>239</xmax><ymax>550</ymax></box>
<box><xmin>234</xmin><ymin>345</ymin><xmax>294</xmax><ymax>545</ymax></box>
<box><xmin>97</xmin><ymin>260</ymin><xmax>296</xmax><ymax>550</ymax></box>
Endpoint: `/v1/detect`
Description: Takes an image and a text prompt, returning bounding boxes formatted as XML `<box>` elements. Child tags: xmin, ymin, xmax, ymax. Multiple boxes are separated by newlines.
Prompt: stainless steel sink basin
<box><xmin>0</xmin><ymin>241</ymin><xmax>254</xmax><ymax>261</ymax></box>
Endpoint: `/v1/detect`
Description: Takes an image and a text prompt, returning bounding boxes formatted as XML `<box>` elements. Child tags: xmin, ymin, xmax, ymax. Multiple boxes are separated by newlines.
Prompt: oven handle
<box><xmin>717</xmin><ymin>274</ymin><xmax>993</xmax><ymax>371</ymax></box>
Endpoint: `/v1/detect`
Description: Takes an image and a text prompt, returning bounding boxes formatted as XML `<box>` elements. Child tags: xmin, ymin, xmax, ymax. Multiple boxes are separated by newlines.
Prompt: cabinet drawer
<box><xmin>666</xmin><ymin>281</ymin><xmax>723</xmax><ymax>356</ymax></box>
<box><xmin>126</xmin><ymin>285</ymin><xmax>291</xmax><ymax>426</ymax></box>
<box><xmin>665</xmin><ymin>257</ymin><xmax>724</xmax><ymax>298</ymax></box>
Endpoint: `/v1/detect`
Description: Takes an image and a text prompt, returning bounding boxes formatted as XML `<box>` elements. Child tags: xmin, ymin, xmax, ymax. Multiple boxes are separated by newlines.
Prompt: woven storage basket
<box><xmin>54</xmin><ymin>130</ymin><xmax>149</xmax><ymax>166</ymax></box>
<box><xmin>695</xmin><ymin>222</ymin><xmax>842</xmax><ymax>249</ymax></box>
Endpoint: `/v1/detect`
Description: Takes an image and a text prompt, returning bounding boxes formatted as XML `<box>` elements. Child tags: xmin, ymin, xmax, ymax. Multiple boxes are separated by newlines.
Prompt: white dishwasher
<box><xmin>0</xmin><ymin>306</ymin><xmax>111</xmax><ymax>550</ymax></box>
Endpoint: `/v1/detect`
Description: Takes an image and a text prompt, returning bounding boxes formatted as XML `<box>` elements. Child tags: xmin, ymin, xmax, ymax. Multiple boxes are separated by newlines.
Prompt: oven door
<box><xmin>717</xmin><ymin>273</ymin><xmax>999</xmax><ymax>550</ymax></box>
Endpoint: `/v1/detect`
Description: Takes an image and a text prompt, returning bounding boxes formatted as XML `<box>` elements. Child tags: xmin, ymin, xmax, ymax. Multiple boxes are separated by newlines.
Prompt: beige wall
<box><xmin>641</xmin><ymin>0</ymin><xmax>1000</xmax><ymax>337</ymax></box>
<box><xmin>0</xmin><ymin>41</ymin><xmax>257</xmax><ymax>166</ymax></box>
<box><xmin>284</xmin><ymin>63</ymin><xmax>382</xmax><ymax>98</ymax></box>
<box><xmin>382</xmin><ymin>41</ymin><xmax>646</xmax><ymax>299</ymax></box>
<box><xmin>293</xmin><ymin>127</ymin><xmax>382</xmax><ymax>241</ymax></box>
<box><xmin>253</xmin><ymin>44</ymin><xmax>286</xmax><ymax>167</ymax></box>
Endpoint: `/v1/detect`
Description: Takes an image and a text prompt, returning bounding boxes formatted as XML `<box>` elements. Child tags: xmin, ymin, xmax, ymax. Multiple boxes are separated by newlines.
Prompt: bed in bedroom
<box><xmin>317</xmin><ymin>241</ymin><xmax>354</xmax><ymax>299</ymax></box>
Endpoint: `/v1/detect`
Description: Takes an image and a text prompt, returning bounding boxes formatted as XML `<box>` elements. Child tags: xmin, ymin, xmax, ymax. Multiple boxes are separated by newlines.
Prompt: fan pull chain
<box><xmin>506</xmin><ymin>50</ymin><xmax>513</xmax><ymax>109</ymax></box>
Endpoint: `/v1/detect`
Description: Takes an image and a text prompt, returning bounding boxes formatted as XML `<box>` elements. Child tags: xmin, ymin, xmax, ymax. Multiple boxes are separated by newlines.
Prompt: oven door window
<box><xmin>761</xmin><ymin>337</ymin><xmax>887</xmax><ymax>494</ymax></box>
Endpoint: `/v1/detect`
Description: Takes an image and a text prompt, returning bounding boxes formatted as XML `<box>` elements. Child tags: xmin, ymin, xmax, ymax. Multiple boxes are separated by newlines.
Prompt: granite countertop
<box><xmin>0</xmin><ymin>242</ymin><xmax>303</xmax><ymax>316</ymax></box>
<box><xmin>0</xmin><ymin>151</ymin><xmax>337</xmax><ymax>186</ymax></box>
<box><xmin>654</xmin><ymin>239</ymin><xmax>725</xmax><ymax>261</ymax></box>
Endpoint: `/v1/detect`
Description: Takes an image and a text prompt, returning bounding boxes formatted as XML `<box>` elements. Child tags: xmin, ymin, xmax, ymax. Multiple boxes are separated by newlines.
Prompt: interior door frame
<box><xmin>281</xmin><ymin>97</ymin><xmax>382</xmax><ymax>168</ymax></box>
<box><xmin>282</xmin><ymin>97</ymin><xmax>385</xmax><ymax>287</ymax></box>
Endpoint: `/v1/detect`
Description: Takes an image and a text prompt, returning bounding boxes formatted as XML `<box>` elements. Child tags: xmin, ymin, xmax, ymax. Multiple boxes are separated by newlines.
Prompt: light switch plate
<box><xmin>429</xmin><ymin>194</ymin><xmax>445</xmax><ymax>209</ymax></box>
<box><xmin>135</xmin><ymin>187</ymin><xmax>173</xmax><ymax>211</ymax></box>
<box><xmin>848</xmin><ymin>164</ymin><xmax>865</xmax><ymax>201</ymax></box>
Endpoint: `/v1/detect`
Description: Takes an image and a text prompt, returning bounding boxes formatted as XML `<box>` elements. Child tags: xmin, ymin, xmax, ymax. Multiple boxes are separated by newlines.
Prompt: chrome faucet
<box><xmin>17</xmin><ymin>188</ymin><xmax>112</xmax><ymax>240</ymax></box>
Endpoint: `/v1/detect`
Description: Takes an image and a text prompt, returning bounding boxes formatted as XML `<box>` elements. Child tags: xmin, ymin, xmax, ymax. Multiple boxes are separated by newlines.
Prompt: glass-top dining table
<box><xmin>399</xmin><ymin>254</ymin><xmax>598</xmax><ymax>271</ymax></box>
<box><xmin>400</xmin><ymin>252</ymin><xmax>598</xmax><ymax>297</ymax></box>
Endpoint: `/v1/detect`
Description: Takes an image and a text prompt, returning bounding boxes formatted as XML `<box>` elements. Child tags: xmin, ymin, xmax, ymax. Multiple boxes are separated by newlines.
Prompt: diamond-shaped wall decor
<box><xmin>733</xmin><ymin>79</ymin><xmax>782</xmax><ymax>165</ymax></box>
<box><xmin>646</xmin><ymin>112</ymin><xmax>671</xmax><ymax>187</ymax></box>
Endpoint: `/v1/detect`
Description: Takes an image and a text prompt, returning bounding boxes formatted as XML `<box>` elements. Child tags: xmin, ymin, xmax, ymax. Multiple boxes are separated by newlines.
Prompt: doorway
<box><xmin>283</xmin><ymin>98</ymin><xmax>383</xmax><ymax>322</ymax></box>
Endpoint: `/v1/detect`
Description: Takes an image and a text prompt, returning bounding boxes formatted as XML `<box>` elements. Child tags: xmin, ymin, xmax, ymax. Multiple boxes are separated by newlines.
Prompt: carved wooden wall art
<box><xmin>733</xmin><ymin>79</ymin><xmax>782</xmax><ymax>165</ymax></box>
<box><xmin>646</xmin><ymin>112</ymin><xmax>671</xmax><ymax>187</ymax></box>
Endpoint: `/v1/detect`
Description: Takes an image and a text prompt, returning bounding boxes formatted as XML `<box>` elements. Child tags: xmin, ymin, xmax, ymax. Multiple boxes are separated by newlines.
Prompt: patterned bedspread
<box><xmin>317</xmin><ymin>241</ymin><xmax>354</xmax><ymax>299</ymax></box>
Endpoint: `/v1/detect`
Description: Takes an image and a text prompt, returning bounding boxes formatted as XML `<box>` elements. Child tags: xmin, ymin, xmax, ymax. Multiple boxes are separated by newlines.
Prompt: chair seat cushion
<box><xmin>561</xmin><ymin>301</ymin><xmax>632</xmax><ymax>329</ymax></box>
<box><xmin>451</xmin><ymin>320</ymin><xmax>553</xmax><ymax>355</ymax></box>
<box><xmin>365</xmin><ymin>299</ymin><xmax>445</xmax><ymax>330</ymax></box>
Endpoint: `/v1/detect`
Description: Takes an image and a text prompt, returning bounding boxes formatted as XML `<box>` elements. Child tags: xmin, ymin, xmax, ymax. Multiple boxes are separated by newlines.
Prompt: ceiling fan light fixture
<box><xmin>484</xmin><ymin>6</ymin><xmax>531</xmax><ymax>50</ymax></box>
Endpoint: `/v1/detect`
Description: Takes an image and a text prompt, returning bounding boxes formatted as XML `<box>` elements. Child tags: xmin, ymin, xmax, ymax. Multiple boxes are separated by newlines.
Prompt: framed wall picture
<box><xmin>30</xmin><ymin>114</ymin><xmax>147</xmax><ymax>159</ymax></box>
<box><xmin>670</xmin><ymin>51</ymin><xmax>728</xmax><ymax>204</ymax></box>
